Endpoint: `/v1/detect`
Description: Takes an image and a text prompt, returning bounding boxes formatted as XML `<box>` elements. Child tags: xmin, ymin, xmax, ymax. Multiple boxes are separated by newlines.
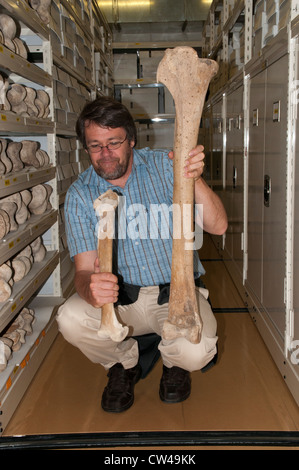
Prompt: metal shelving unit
<box><xmin>202</xmin><ymin>0</ymin><xmax>299</xmax><ymax>406</ymax></box>
<box><xmin>0</xmin><ymin>0</ymin><xmax>113</xmax><ymax>434</ymax></box>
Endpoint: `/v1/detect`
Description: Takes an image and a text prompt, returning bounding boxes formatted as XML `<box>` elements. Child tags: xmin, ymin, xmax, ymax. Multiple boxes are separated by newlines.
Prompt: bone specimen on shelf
<box><xmin>0</xmin><ymin>74</ymin><xmax>10</xmax><ymax>111</ymax></box>
<box><xmin>4</xmin><ymin>328</ymin><xmax>24</xmax><ymax>351</ymax></box>
<box><xmin>24</xmin><ymin>86</ymin><xmax>39</xmax><ymax>117</ymax></box>
<box><xmin>1</xmin><ymin>192</ymin><xmax>23</xmax><ymax>229</ymax></box>
<box><xmin>0</xmin><ymin>277</ymin><xmax>12</xmax><ymax>302</ymax></box>
<box><xmin>6</xmin><ymin>141</ymin><xmax>24</xmax><ymax>172</ymax></box>
<box><xmin>0</xmin><ymin>209</ymin><xmax>10</xmax><ymax>240</ymax></box>
<box><xmin>30</xmin><ymin>236</ymin><xmax>46</xmax><ymax>262</ymax></box>
<box><xmin>7</xmin><ymin>83</ymin><xmax>28</xmax><ymax>115</ymax></box>
<box><xmin>29</xmin><ymin>183</ymin><xmax>52</xmax><ymax>215</ymax></box>
<box><xmin>19</xmin><ymin>189</ymin><xmax>32</xmax><ymax>224</ymax></box>
<box><xmin>19</xmin><ymin>307</ymin><xmax>35</xmax><ymax>335</ymax></box>
<box><xmin>0</xmin><ymin>14</ymin><xmax>27</xmax><ymax>58</ymax></box>
<box><xmin>11</xmin><ymin>257</ymin><xmax>27</xmax><ymax>282</ymax></box>
<box><xmin>0</xmin><ymin>14</ymin><xmax>17</xmax><ymax>42</ymax></box>
<box><xmin>12</xmin><ymin>37</ymin><xmax>28</xmax><ymax>59</ymax></box>
<box><xmin>20</xmin><ymin>140</ymin><xmax>40</xmax><ymax>168</ymax></box>
<box><xmin>0</xmin><ymin>262</ymin><xmax>13</xmax><ymax>284</ymax></box>
<box><xmin>14</xmin><ymin>245</ymin><xmax>33</xmax><ymax>276</ymax></box>
<box><xmin>0</xmin><ymin>141</ymin><xmax>6</xmax><ymax>175</ymax></box>
<box><xmin>36</xmin><ymin>148</ymin><xmax>50</xmax><ymax>166</ymax></box>
<box><xmin>29</xmin><ymin>0</ymin><xmax>51</xmax><ymax>24</ymax></box>
<box><xmin>6</xmin><ymin>83</ymin><xmax>50</xmax><ymax>118</ymax></box>
<box><xmin>0</xmin><ymin>336</ymin><xmax>13</xmax><ymax>371</ymax></box>
<box><xmin>0</xmin><ymin>139</ymin><xmax>13</xmax><ymax>174</ymax></box>
<box><xmin>0</xmin><ymin>200</ymin><xmax>18</xmax><ymax>232</ymax></box>
<box><xmin>35</xmin><ymin>89</ymin><xmax>50</xmax><ymax>118</ymax></box>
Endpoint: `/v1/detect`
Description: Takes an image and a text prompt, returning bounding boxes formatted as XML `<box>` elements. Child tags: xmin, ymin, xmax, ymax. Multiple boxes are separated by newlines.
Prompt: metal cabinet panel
<box><xmin>292</xmin><ymin>45</ymin><xmax>299</xmax><ymax>348</ymax></box>
<box><xmin>246</xmin><ymin>69</ymin><xmax>266</xmax><ymax>303</ymax></box>
<box><xmin>263</xmin><ymin>55</ymin><xmax>288</xmax><ymax>338</ymax></box>
<box><xmin>223</xmin><ymin>83</ymin><xmax>244</xmax><ymax>273</ymax></box>
<box><xmin>294</xmin><ymin>113</ymin><xmax>299</xmax><ymax>352</ymax></box>
<box><xmin>211</xmin><ymin>99</ymin><xmax>224</xmax><ymax>191</ymax></box>
<box><xmin>229</xmin><ymin>86</ymin><xmax>244</xmax><ymax>275</ymax></box>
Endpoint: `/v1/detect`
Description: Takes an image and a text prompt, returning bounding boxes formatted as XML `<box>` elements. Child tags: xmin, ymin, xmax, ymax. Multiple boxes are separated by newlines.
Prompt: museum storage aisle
<box><xmin>3</xmin><ymin>234</ymin><xmax>299</xmax><ymax>447</ymax></box>
<box><xmin>1</xmin><ymin>0</ymin><xmax>299</xmax><ymax>450</ymax></box>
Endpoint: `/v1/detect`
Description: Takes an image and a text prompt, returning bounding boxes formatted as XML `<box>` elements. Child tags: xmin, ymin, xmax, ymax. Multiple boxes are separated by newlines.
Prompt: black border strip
<box><xmin>0</xmin><ymin>431</ymin><xmax>299</xmax><ymax>449</ymax></box>
<box><xmin>212</xmin><ymin>308</ymin><xmax>249</xmax><ymax>313</ymax></box>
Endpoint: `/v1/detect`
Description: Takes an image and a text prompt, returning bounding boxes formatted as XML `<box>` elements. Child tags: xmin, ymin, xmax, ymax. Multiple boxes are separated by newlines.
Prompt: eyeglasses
<box><xmin>86</xmin><ymin>136</ymin><xmax>127</xmax><ymax>153</ymax></box>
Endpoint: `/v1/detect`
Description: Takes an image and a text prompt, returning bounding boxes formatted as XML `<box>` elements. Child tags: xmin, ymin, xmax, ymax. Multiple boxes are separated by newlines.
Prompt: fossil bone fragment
<box><xmin>7</xmin><ymin>84</ymin><xmax>28</xmax><ymax>115</ymax></box>
<box><xmin>0</xmin><ymin>277</ymin><xmax>12</xmax><ymax>302</ymax></box>
<box><xmin>28</xmin><ymin>184</ymin><xmax>49</xmax><ymax>215</ymax></box>
<box><xmin>6</xmin><ymin>141</ymin><xmax>24</xmax><ymax>172</ymax></box>
<box><xmin>0</xmin><ymin>75</ymin><xmax>11</xmax><ymax>111</ymax></box>
<box><xmin>13</xmin><ymin>37</ymin><xmax>28</xmax><ymax>59</ymax></box>
<box><xmin>30</xmin><ymin>236</ymin><xmax>46</xmax><ymax>262</ymax></box>
<box><xmin>157</xmin><ymin>47</ymin><xmax>218</xmax><ymax>344</ymax></box>
<box><xmin>24</xmin><ymin>87</ymin><xmax>39</xmax><ymax>117</ymax></box>
<box><xmin>29</xmin><ymin>0</ymin><xmax>51</xmax><ymax>24</ymax></box>
<box><xmin>0</xmin><ymin>14</ymin><xmax>17</xmax><ymax>41</ymax></box>
<box><xmin>0</xmin><ymin>336</ymin><xmax>13</xmax><ymax>371</ymax></box>
<box><xmin>18</xmin><ymin>308</ymin><xmax>35</xmax><ymax>335</ymax></box>
<box><xmin>0</xmin><ymin>208</ymin><xmax>10</xmax><ymax>238</ymax></box>
<box><xmin>93</xmin><ymin>190</ymin><xmax>129</xmax><ymax>342</ymax></box>
<box><xmin>20</xmin><ymin>140</ymin><xmax>40</xmax><ymax>168</ymax></box>
<box><xmin>35</xmin><ymin>89</ymin><xmax>50</xmax><ymax>118</ymax></box>
<box><xmin>0</xmin><ymin>201</ymin><xmax>18</xmax><ymax>231</ymax></box>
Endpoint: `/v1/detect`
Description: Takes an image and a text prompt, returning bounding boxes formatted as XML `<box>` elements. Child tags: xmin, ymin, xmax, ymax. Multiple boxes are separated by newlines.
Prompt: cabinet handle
<box><xmin>264</xmin><ymin>174</ymin><xmax>271</xmax><ymax>207</ymax></box>
<box><xmin>233</xmin><ymin>166</ymin><xmax>237</xmax><ymax>189</ymax></box>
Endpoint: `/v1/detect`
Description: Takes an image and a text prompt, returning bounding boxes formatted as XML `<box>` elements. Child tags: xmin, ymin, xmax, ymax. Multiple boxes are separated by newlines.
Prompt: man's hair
<box><xmin>76</xmin><ymin>96</ymin><xmax>137</xmax><ymax>148</ymax></box>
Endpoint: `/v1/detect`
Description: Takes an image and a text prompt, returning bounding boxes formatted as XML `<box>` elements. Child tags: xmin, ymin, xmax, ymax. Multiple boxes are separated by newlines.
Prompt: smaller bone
<box><xmin>12</xmin><ymin>257</ymin><xmax>27</xmax><ymax>282</ymax></box>
<box><xmin>24</xmin><ymin>87</ymin><xmax>39</xmax><ymax>117</ymax></box>
<box><xmin>6</xmin><ymin>141</ymin><xmax>24</xmax><ymax>172</ymax></box>
<box><xmin>93</xmin><ymin>189</ymin><xmax>129</xmax><ymax>342</ymax></box>
<box><xmin>0</xmin><ymin>75</ymin><xmax>11</xmax><ymax>111</ymax></box>
<box><xmin>35</xmin><ymin>89</ymin><xmax>50</xmax><ymax>118</ymax></box>
<box><xmin>12</xmin><ymin>37</ymin><xmax>28</xmax><ymax>59</ymax></box>
<box><xmin>0</xmin><ymin>14</ymin><xmax>17</xmax><ymax>40</ymax></box>
<box><xmin>3</xmin><ymin>329</ymin><xmax>23</xmax><ymax>351</ymax></box>
<box><xmin>29</xmin><ymin>0</ymin><xmax>51</xmax><ymax>24</ymax></box>
<box><xmin>0</xmin><ymin>277</ymin><xmax>12</xmax><ymax>302</ymax></box>
<box><xmin>0</xmin><ymin>201</ymin><xmax>18</xmax><ymax>231</ymax></box>
<box><xmin>7</xmin><ymin>84</ymin><xmax>28</xmax><ymax>115</ymax></box>
<box><xmin>19</xmin><ymin>308</ymin><xmax>35</xmax><ymax>335</ymax></box>
<box><xmin>20</xmin><ymin>140</ymin><xmax>40</xmax><ymax>168</ymax></box>
<box><xmin>0</xmin><ymin>209</ymin><xmax>10</xmax><ymax>239</ymax></box>
<box><xmin>0</xmin><ymin>337</ymin><xmax>13</xmax><ymax>371</ymax></box>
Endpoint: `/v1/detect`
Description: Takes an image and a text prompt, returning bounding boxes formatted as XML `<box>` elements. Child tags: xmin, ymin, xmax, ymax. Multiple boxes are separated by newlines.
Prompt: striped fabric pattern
<box><xmin>64</xmin><ymin>147</ymin><xmax>205</xmax><ymax>286</ymax></box>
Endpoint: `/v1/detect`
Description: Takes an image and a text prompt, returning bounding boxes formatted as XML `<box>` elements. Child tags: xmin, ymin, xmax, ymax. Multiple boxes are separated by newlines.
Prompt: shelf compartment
<box><xmin>0</xmin><ymin>0</ymin><xmax>49</xmax><ymax>40</ymax></box>
<box><xmin>0</xmin><ymin>249</ymin><xmax>59</xmax><ymax>332</ymax></box>
<box><xmin>0</xmin><ymin>43</ymin><xmax>51</xmax><ymax>87</ymax></box>
<box><xmin>0</xmin><ymin>166</ymin><xmax>56</xmax><ymax>198</ymax></box>
<box><xmin>0</xmin><ymin>296</ymin><xmax>62</xmax><ymax>434</ymax></box>
<box><xmin>0</xmin><ymin>110</ymin><xmax>54</xmax><ymax>135</ymax></box>
<box><xmin>0</xmin><ymin>209</ymin><xmax>58</xmax><ymax>265</ymax></box>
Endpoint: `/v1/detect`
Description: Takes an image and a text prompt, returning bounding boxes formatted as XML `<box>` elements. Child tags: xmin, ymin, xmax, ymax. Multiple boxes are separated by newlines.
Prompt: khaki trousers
<box><xmin>56</xmin><ymin>286</ymin><xmax>218</xmax><ymax>372</ymax></box>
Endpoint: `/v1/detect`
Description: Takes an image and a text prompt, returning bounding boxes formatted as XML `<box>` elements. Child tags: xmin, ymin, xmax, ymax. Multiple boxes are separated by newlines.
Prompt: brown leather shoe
<box><xmin>159</xmin><ymin>365</ymin><xmax>191</xmax><ymax>403</ymax></box>
<box><xmin>101</xmin><ymin>363</ymin><xmax>141</xmax><ymax>413</ymax></box>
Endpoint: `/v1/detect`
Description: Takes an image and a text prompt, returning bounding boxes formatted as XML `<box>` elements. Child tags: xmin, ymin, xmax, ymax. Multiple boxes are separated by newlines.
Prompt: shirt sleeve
<box><xmin>64</xmin><ymin>184</ymin><xmax>97</xmax><ymax>260</ymax></box>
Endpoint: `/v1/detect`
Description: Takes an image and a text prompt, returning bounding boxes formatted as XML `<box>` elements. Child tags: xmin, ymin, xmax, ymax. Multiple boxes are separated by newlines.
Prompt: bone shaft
<box><xmin>97</xmin><ymin>235</ymin><xmax>113</xmax><ymax>274</ymax></box>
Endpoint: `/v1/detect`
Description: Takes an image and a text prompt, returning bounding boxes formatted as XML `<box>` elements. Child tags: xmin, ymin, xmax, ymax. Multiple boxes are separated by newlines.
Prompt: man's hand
<box><xmin>168</xmin><ymin>144</ymin><xmax>205</xmax><ymax>181</ymax></box>
<box><xmin>89</xmin><ymin>257</ymin><xmax>119</xmax><ymax>308</ymax></box>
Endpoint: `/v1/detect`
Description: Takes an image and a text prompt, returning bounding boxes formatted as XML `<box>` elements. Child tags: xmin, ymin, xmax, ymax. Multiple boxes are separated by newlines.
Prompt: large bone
<box><xmin>93</xmin><ymin>189</ymin><xmax>129</xmax><ymax>342</ymax></box>
<box><xmin>157</xmin><ymin>47</ymin><xmax>218</xmax><ymax>344</ymax></box>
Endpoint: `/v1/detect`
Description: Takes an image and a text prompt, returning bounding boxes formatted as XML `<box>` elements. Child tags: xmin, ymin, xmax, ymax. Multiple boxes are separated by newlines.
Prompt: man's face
<box><xmin>85</xmin><ymin>122</ymin><xmax>134</xmax><ymax>181</ymax></box>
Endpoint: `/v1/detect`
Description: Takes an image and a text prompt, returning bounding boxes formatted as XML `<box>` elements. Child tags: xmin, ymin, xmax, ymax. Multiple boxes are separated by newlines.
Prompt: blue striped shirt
<box><xmin>64</xmin><ymin>148</ymin><xmax>205</xmax><ymax>286</ymax></box>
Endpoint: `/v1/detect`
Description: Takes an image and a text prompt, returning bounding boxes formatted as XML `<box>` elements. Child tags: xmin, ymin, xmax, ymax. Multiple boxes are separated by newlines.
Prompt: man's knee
<box><xmin>159</xmin><ymin>334</ymin><xmax>218</xmax><ymax>372</ymax></box>
<box><xmin>56</xmin><ymin>296</ymin><xmax>81</xmax><ymax>343</ymax></box>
